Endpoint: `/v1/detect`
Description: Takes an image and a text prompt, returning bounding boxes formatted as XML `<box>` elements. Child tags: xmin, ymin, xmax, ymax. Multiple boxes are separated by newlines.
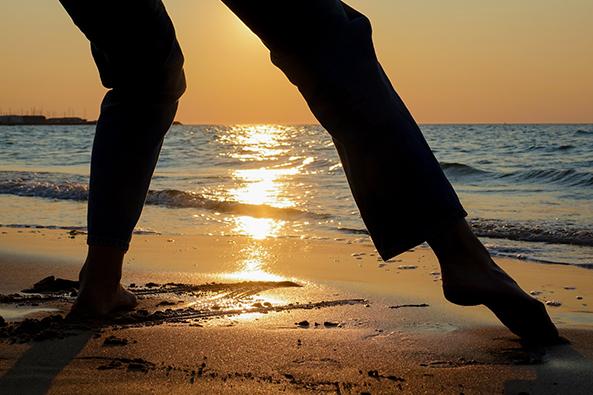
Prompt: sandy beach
<box><xmin>0</xmin><ymin>228</ymin><xmax>592</xmax><ymax>394</ymax></box>
<box><xmin>3</xmin><ymin>0</ymin><xmax>593</xmax><ymax>393</ymax></box>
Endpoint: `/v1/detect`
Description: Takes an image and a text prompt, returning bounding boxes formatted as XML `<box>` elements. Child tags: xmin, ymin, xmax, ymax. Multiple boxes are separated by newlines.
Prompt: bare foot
<box><xmin>441</xmin><ymin>254</ymin><xmax>559</xmax><ymax>343</ymax></box>
<box><xmin>69</xmin><ymin>246</ymin><xmax>138</xmax><ymax>318</ymax></box>
<box><xmin>70</xmin><ymin>281</ymin><xmax>137</xmax><ymax>318</ymax></box>
<box><xmin>429</xmin><ymin>220</ymin><xmax>559</xmax><ymax>344</ymax></box>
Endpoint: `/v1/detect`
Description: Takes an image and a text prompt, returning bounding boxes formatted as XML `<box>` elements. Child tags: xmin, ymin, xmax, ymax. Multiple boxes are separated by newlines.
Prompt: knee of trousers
<box><xmin>61</xmin><ymin>0</ymin><xmax>186</xmax><ymax>102</ymax></box>
<box><xmin>268</xmin><ymin>11</ymin><xmax>395</xmax><ymax>145</ymax></box>
<box><xmin>92</xmin><ymin>40</ymin><xmax>187</xmax><ymax>104</ymax></box>
<box><xmin>269</xmin><ymin>7</ymin><xmax>374</xmax><ymax>85</ymax></box>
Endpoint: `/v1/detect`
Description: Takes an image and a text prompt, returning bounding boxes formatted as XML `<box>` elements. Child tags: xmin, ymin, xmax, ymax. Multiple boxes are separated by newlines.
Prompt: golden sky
<box><xmin>1</xmin><ymin>1</ymin><xmax>592</xmax><ymax>124</ymax></box>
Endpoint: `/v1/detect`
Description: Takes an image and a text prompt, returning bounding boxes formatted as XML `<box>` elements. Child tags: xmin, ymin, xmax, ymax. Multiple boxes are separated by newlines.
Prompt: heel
<box><xmin>443</xmin><ymin>286</ymin><xmax>482</xmax><ymax>306</ymax></box>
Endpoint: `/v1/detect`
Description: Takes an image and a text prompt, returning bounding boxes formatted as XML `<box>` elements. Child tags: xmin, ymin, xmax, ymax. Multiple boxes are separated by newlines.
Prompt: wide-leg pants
<box><xmin>59</xmin><ymin>0</ymin><xmax>467</xmax><ymax>260</ymax></box>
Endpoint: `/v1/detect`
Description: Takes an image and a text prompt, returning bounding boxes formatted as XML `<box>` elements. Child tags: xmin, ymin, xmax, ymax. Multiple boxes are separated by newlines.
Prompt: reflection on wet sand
<box><xmin>220</xmin><ymin>125</ymin><xmax>299</xmax><ymax>283</ymax></box>
<box><xmin>225</xmin><ymin>244</ymin><xmax>285</xmax><ymax>283</ymax></box>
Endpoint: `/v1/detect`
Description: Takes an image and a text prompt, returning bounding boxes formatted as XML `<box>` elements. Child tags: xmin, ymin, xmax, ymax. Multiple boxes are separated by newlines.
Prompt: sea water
<box><xmin>1</xmin><ymin>124</ymin><xmax>591</xmax><ymax>267</ymax></box>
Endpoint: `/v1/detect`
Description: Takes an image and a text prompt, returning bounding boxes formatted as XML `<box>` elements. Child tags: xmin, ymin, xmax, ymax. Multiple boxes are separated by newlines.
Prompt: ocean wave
<box><xmin>0</xmin><ymin>178</ymin><xmax>88</xmax><ymax>200</ymax></box>
<box><xmin>337</xmin><ymin>219</ymin><xmax>593</xmax><ymax>247</ymax></box>
<box><xmin>440</xmin><ymin>163</ymin><xmax>593</xmax><ymax>187</ymax></box>
<box><xmin>145</xmin><ymin>189</ymin><xmax>329</xmax><ymax>220</ymax></box>
<box><xmin>440</xmin><ymin>162</ymin><xmax>489</xmax><ymax>177</ymax></box>
<box><xmin>0</xmin><ymin>224</ymin><xmax>160</xmax><ymax>235</ymax></box>
<box><xmin>525</xmin><ymin>144</ymin><xmax>576</xmax><ymax>152</ymax></box>
<box><xmin>336</xmin><ymin>227</ymin><xmax>370</xmax><ymax>235</ymax></box>
<box><xmin>0</xmin><ymin>178</ymin><xmax>329</xmax><ymax>221</ymax></box>
<box><xmin>575</xmin><ymin>129</ymin><xmax>593</xmax><ymax>135</ymax></box>
<box><xmin>468</xmin><ymin>218</ymin><xmax>593</xmax><ymax>247</ymax></box>
<box><xmin>501</xmin><ymin>168</ymin><xmax>593</xmax><ymax>187</ymax></box>
<box><xmin>486</xmin><ymin>246</ymin><xmax>593</xmax><ymax>269</ymax></box>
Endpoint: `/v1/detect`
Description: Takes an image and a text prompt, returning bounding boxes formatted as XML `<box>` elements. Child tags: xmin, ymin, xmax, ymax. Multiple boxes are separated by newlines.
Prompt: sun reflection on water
<box><xmin>230</xmin><ymin>167</ymin><xmax>298</xmax><ymax>208</ymax></box>
<box><xmin>217</xmin><ymin>126</ymin><xmax>304</xmax><ymax>288</ymax></box>
<box><xmin>220</xmin><ymin>125</ymin><xmax>289</xmax><ymax>162</ymax></box>
<box><xmin>222</xmin><ymin>125</ymin><xmax>304</xmax><ymax>240</ymax></box>
<box><xmin>225</xmin><ymin>244</ymin><xmax>285</xmax><ymax>282</ymax></box>
<box><xmin>233</xmin><ymin>216</ymin><xmax>285</xmax><ymax>240</ymax></box>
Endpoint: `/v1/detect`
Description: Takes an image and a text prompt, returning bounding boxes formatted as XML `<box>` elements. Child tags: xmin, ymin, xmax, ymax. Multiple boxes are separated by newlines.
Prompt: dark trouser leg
<box><xmin>59</xmin><ymin>0</ymin><xmax>186</xmax><ymax>251</ymax></box>
<box><xmin>221</xmin><ymin>0</ymin><xmax>466</xmax><ymax>259</ymax></box>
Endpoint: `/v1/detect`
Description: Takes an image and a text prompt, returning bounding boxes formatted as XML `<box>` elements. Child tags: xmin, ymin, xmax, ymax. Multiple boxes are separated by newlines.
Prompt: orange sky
<box><xmin>1</xmin><ymin>1</ymin><xmax>592</xmax><ymax>124</ymax></box>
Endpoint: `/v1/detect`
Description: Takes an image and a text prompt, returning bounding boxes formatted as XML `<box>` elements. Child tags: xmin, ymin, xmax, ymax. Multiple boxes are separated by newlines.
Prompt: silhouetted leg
<box><xmin>221</xmin><ymin>0</ymin><xmax>559</xmax><ymax>343</ymax></box>
<box><xmin>59</xmin><ymin>0</ymin><xmax>186</xmax><ymax>315</ymax></box>
<box><xmin>222</xmin><ymin>0</ymin><xmax>465</xmax><ymax>259</ymax></box>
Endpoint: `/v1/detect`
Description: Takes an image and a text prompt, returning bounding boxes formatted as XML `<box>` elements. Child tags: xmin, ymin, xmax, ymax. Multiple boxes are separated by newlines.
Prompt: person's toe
<box><xmin>486</xmin><ymin>297</ymin><xmax>559</xmax><ymax>344</ymax></box>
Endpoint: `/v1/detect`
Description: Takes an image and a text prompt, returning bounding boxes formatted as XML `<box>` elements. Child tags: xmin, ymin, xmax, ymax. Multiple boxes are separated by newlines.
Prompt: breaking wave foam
<box><xmin>0</xmin><ymin>176</ymin><xmax>328</xmax><ymax>221</ymax></box>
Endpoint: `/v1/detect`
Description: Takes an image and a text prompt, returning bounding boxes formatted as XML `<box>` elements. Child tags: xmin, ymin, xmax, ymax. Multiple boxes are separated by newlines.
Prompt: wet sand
<box><xmin>1</xmin><ymin>228</ymin><xmax>593</xmax><ymax>393</ymax></box>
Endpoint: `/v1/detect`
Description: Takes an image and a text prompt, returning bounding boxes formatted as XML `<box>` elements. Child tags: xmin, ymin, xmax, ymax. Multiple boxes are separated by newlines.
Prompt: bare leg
<box><xmin>428</xmin><ymin>219</ymin><xmax>559</xmax><ymax>343</ymax></box>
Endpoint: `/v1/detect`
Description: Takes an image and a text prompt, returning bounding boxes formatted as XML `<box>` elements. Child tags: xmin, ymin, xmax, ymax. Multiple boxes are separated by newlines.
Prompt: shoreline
<box><xmin>0</xmin><ymin>221</ymin><xmax>591</xmax><ymax>270</ymax></box>
<box><xmin>1</xmin><ymin>228</ymin><xmax>592</xmax><ymax>328</ymax></box>
<box><xmin>1</xmin><ymin>228</ymin><xmax>593</xmax><ymax>393</ymax></box>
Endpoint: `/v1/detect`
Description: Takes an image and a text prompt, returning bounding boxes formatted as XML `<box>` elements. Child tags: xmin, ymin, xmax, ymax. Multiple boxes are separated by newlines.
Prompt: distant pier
<box><xmin>0</xmin><ymin>115</ymin><xmax>183</xmax><ymax>126</ymax></box>
<box><xmin>0</xmin><ymin>115</ymin><xmax>96</xmax><ymax>125</ymax></box>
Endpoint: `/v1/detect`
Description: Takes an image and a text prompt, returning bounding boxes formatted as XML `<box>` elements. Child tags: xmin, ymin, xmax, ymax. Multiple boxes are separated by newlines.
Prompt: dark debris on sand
<box><xmin>67</xmin><ymin>229</ymin><xmax>86</xmax><ymax>239</ymax></box>
<box><xmin>131</xmin><ymin>280</ymin><xmax>302</xmax><ymax>298</ymax></box>
<box><xmin>367</xmin><ymin>370</ymin><xmax>405</xmax><ymax>382</ymax></box>
<box><xmin>83</xmin><ymin>356</ymin><xmax>382</xmax><ymax>393</ymax></box>
<box><xmin>22</xmin><ymin>275</ymin><xmax>79</xmax><ymax>294</ymax></box>
<box><xmin>93</xmin><ymin>357</ymin><xmax>155</xmax><ymax>373</ymax></box>
<box><xmin>389</xmin><ymin>303</ymin><xmax>429</xmax><ymax>309</ymax></box>
<box><xmin>0</xmin><ymin>276</ymin><xmax>366</xmax><ymax>343</ymax></box>
<box><xmin>420</xmin><ymin>357</ymin><xmax>483</xmax><ymax>368</ymax></box>
<box><xmin>0</xmin><ymin>314</ymin><xmax>93</xmax><ymax>343</ymax></box>
<box><xmin>102</xmin><ymin>335</ymin><xmax>129</xmax><ymax>347</ymax></box>
<box><xmin>296</xmin><ymin>320</ymin><xmax>310</xmax><ymax>328</ymax></box>
<box><xmin>0</xmin><ymin>292</ymin><xmax>64</xmax><ymax>305</ymax></box>
<box><xmin>111</xmin><ymin>298</ymin><xmax>367</xmax><ymax>328</ymax></box>
<box><xmin>0</xmin><ymin>276</ymin><xmax>77</xmax><ymax>315</ymax></box>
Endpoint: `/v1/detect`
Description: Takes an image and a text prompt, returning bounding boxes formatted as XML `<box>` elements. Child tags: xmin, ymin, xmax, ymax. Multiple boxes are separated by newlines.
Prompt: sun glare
<box><xmin>225</xmin><ymin>244</ymin><xmax>285</xmax><ymax>282</ymax></box>
<box><xmin>218</xmin><ymin>125</ymin><xmax>304</xmax><ymax>240</ymax></box>
<box><xmin>233</xmin><ymin>215</ymin><xmax>285</xmax><ymax>240</ymax></box>
<box><xmin>230</xmin><ymin>167</ymin><xmax>298</xmax><ymax>208</ymax></box>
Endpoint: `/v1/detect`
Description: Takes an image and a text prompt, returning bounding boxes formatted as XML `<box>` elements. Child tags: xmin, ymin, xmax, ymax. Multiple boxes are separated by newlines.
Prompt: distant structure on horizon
<box><xmin>0</xmin><ymin>115</ymin><xmax>96</xmax><ymax>126</ymax></box>
<box><xmin>0</xmin><ymin>115</ymin><xmax>183</xmax><ymax>126</ymax></box>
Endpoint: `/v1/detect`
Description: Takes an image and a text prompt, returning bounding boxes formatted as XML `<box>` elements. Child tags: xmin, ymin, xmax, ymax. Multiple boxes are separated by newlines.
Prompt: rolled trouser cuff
<box><xmin>377</xmin><ymin>208</ymin><xmax>468</xmax><ymax>261</ymax></box>
<box><xmin>87</xmin><ymin>235</ymin><xmax>130</xmax><ymax>252</ymax></box>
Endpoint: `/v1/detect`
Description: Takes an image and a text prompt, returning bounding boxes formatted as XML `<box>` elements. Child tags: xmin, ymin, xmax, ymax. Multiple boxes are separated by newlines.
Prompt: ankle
<box><xmin>80</xmin><ymin>245</ymin><xmax>126</xmax><ymax>285</ymax></box>
<box><xmin>427</xmin><ymin>219</ymin><xmax>487</xmax><ymax>263</ymax></box>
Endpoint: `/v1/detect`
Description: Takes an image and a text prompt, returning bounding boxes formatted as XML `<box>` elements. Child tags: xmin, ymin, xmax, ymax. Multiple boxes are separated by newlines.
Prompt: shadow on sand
<box><xmin>0</xmin><ymin>332</ymin><xmax>92</xmax><ymax>395</ymax></box>
<box><xmin>505</xmin><ymin>330</ymin><xmax>593</xmax><ymax>394</ymax></box>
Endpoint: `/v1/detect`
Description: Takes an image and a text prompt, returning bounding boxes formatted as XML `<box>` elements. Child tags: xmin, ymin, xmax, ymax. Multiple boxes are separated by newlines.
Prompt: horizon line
<box><xmin>174</xmin><ymin>121</ymin><xmax>593</xmax><ymax>126</ymax></box>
